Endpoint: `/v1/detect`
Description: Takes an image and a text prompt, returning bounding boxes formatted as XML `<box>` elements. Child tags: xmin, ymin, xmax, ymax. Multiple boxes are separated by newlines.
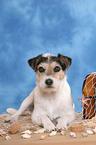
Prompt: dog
<box><xmin>6</xmin><ymin>53</ymin><xmax>75</xmax><ymax>131</ymax></box>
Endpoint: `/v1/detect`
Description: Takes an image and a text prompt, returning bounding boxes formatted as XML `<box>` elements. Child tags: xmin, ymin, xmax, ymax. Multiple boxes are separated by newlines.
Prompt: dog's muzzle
<box><xmin>45</xmin><ymin>79</ymin><xmax>53</xmax><ymax>88</ymax></box>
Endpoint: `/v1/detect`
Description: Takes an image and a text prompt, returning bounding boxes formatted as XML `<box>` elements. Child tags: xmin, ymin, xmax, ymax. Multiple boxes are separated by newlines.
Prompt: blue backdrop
<box><xmin>0</xmin><ymin>0</ymin><xmax>96</xmax><ymax>114</ymax></box>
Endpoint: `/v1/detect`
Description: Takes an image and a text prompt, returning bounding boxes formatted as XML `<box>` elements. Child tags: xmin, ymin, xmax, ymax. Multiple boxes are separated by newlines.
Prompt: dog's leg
<box><xmin>56</xmin><ymin>112</ymin><xmax>75</xmax><ymax>130</ymax></box>
<box><xmin>5</xmin><ymin>91</ymin><xmax>34</xmax><ymax>122</ymax></box>
<box><xmin>31</xmin><ymin>113</ymin><xmax>55</xmax><ymax>131</ymax></box>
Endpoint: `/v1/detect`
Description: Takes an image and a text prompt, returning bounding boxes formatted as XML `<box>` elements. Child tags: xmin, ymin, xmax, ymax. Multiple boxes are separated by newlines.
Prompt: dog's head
<box><xmin>28</xmin><ymin>53</ymin><xmax>72</xmax><ymax>93</ymax></box>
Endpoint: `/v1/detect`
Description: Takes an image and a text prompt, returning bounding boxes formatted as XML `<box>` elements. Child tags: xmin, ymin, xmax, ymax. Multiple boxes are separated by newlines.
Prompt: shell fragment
<box><xmin>34</xmin><ymin>128</ymin><xmax>45</xmax><ymax>134</ymax></box>
<box><xmin>9</xmin><ymin>122</ymin><xmax>20</xmax><ymax>134</ymax></box>
<box><xmin>21</xmin><ymin>134</ymin><xmax>31</xmax><ymax>139</ymax></box>
<box><xmin>82</xmin><ymin>133</ymin><xmax>88</xmax><ymax>137</ymax></box>
<box><xmin>70</xmin><ymin>132</ymin><xmax>76</xmax><ymax>138</ymax></box>
<box><xmin>0</xmin><ymin>129</ymin><xmax>6</xmax><ymax>135</ymax></box>
<box><xmin>92</xmin><ymin>127</ymin><xmax>96</xmax><ymax>134</ymax></box>
<box><xmin>86</xmin><ymin>130</ymin><xmax>93</xmax><ymax>135</ymax></box>
<box><xmin>70</xmin><ymin>123</ymin><xmax>84</xmax><ymax>132</ymax></box>
<box><xmin>48</xmin><ymin>131</ymin><xmax>57</xmax><ymax>137</ymax></box>
<box><xmin>21</xmin><ymin>130</ymin><xmax>32</xmax><ymax>135</ymax></box>
<box><xmin>0</xmin><ymin>129</ymin><xmax>7</xmax><ymax>137</ymax></box>
<box><xmin>60</xmin><ymin>130</ymin><xmax>66</xmax><ymax>135</ymax></box>
<box><xmin>40</xmin><ymin>135</ymin><xmax>46</xmax><ymax>140</ymax></box>
<box><xmin>5</xmin><ymin>135</ymin><xmax>11</xmax><ymax>140</ymax></box>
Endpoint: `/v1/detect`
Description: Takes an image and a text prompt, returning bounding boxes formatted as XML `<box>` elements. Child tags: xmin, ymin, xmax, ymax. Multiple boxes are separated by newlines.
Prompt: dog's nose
<box><xmin>45</xmin><ymin>79</ymin><xmax>53</xmax><ymax>86</ymax></box>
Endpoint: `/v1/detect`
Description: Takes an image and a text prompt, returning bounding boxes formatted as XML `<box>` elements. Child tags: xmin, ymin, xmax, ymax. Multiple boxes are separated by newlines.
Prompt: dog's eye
<box><xmin>54</xmin><ymin>66</ymin><xmax>61</xmax><ymax>72</ymax></box>
<box><xmin>38</xmin><ymin>67</ymin><xmax>45</xmax><ymax>73</ymax></box>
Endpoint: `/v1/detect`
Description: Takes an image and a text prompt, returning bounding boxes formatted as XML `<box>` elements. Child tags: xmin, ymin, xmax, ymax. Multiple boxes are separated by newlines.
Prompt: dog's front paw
<box><xmin>56</xmin><ymin>119</ymin><xmax>68</xmax><ymax>131</ymax></box>
<box><xmin>5</xmin><ymin>115</ymin><xmax>18</xmax><ymax>123</ymax></box>
<box><xmin>44</xmin><ymin>122</ymin><xmax>55</xmax><ymax>132</ymax></box>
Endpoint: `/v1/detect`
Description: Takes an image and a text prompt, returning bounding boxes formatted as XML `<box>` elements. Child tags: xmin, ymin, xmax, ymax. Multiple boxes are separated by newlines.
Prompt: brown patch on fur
<box><xmin>53</xmin><ymin>70</ymin><xmax>65</xmax><ymax>80</ymax></box>
<box><xmin>36</xmin><ymin>62</ymin><xmax>65</xmax><ymax>81</ymax></box>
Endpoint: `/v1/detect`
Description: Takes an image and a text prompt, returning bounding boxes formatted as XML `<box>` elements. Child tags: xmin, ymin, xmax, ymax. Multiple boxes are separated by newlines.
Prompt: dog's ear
<box><xmin>28</xmin><ymin>54</ymin><xmax>42</xmax><ymax>71</ymax></box>
<box><xmin>58</xmin><ymin>54</ymin><xmax>72</xmax><ymax>70</ymax></box>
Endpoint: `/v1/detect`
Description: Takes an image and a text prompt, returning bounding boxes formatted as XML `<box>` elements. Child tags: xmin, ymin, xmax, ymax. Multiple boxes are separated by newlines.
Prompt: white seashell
<box><xmin>34</xmin><ymin>128</ymin><xmax>45</xmax><ymax>134</ymax></box>
<box><xmin>94</xmin><ymin>126</ymin><xmax>96</xmax><ymax>130</ymax></box>
<box><xmin>0</xmin><ymin>129</ymin><xmax>7</xmax><ymax>135</ymax></box>
<box><xmin>92</xmin><ymin>127</ymin><xmax>96</xmax><ymax>134</ymax></box>
<box><xmin>82</xmin><ymin>133</ymin><xmax>88</xmax><ymax>137</ymax></box>
<box><xmin>40</xmin><ymin>135</ymin><xmax>46</xmax><ymax>140</ymax></box>
<box><xmin>86</xmin><ymin>130</ymin><xmax>93</xmax><ymax>135</ymax></box>
<box><xmin>70</xmin><ymin>132</ymin><xmax>76</xmax><ymax>138</ymax></box>
<box><xmin>5</xmin><ymin>135</ymin><xmax>11</xmax><ymax>140</ymax></box>
<box><xmin>21</xmin><ymin>134</ymin><xmax>31</xmax><ymax>139</ymax></box>
<box><xmin>21</xmin><ymin>130</ymin><xmax>32</xmax><ymax>135</ymax></box>
<box><xmin>48</xmin><ymin>131</ymin><xmax>57</xmax><ymax>137</ymax></box>
<box><xmin>60</xmin><ymin>130</ymin><xmax>66</xmax><ymax>135</ymax></box>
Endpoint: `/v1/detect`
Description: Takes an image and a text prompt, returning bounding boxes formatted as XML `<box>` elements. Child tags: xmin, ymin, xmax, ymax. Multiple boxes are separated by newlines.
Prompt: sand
<box><xmin>0</xmin><ymin>113</ymin><xmax>96</xmax><ymax>145</ymax></box>
<box><xmin>1</xmin><ymin>131</ymin><xmax>96</xmax><ymax>145</ymax></box>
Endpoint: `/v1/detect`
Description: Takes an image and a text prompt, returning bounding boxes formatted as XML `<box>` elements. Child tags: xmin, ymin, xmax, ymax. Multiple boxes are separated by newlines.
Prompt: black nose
<box><xmin>45</xmin><ymin>79</ymin><xmax>53</xmax><ymax>86</ymax></box>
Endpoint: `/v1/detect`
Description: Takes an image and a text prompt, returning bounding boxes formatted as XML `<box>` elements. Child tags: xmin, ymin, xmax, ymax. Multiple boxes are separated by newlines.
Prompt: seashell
<box><xmin>9</xmin><ymin>122</ymin><xmax>20</xmax><ymax>134</ymax></box>
<box><xmin>60</xmin><ymin>130</ymin><xmax>66</xmax><ymax>135</ymax></box>
<box><xmin>34</xmin><ymin>128</ymin><xmax>45</xmax><ymax>134</ymax></box>
<box><xmin>70</xmin><ymin>132</ymin><xmax>76</xmax><ymax>138</ymax></box>
<box><xmin>0</xmin><ymin>129</ymin><xmax>7</xmax><ymax>135</ymax></box>
<box><xmin>5</xmin><ymin>135</ymin><xmax>11</xmax><ymax>140</ymax></box>
<box><xmin>82</xmin><ymin>133</ymin><xmax>88</xmax><ymax>137</ymax></box>
<box><xmin>86</xmin><ymin>130</ymin><xmax>93</xmax><ymax>135</ymax></box>
<box><xmin>21</xmin><ymin>130</ymin><xmax>32</xmax><ymax>135</ymax></box>
<box><xmin>92</xmin><ymin>127</ymin><xmax>96</xmax><ymax>134</ymax></box>
<box><xmin>0</xmin><ymin>133</ymin><xmax>4</xmax><ymax>137</ymax></box>
<box><xmin>48</xmin><ymin>131</ymin><xmax>57</xmax><ymax>136</ymax></box>
<box><xmin>40</xmin><ymin>135</ymin><xmax>46</xmax><ymax>140</ymax></box>
<box><xmin>70</xmin><ymin>123</ymin><xmax>84</xmax><ymax>132</ymax></box>
<box><xmin>21</xmin><ymin>134</ymin><xmax>31</xmax><ymax>139</ymax></box>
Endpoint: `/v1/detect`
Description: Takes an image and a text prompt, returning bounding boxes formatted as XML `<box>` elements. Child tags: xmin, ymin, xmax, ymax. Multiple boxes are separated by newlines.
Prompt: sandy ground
<box><xmin>0</xmin><ymin>113</ymin><xmax>96</xmax><ymax>145</ymax></box>
<box><xmin>1</xmin><ymin>131</ymin><xmax>96</xmax><ymax>145</ymax></box>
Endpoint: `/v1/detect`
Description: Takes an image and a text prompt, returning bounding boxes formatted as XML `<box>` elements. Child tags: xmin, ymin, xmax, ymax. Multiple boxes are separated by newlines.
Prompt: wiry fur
<box><xmin>6</xmin><ymin>53</ymin><xmax>75</xmax><ymax>131</ymax></box>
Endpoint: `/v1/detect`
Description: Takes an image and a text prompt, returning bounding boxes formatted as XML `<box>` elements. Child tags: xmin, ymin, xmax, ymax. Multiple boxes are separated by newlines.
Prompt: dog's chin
<box><xmin>41</xmin><ymin>86</ymin><xmax>57</xmax><ymax>93</ymax></box>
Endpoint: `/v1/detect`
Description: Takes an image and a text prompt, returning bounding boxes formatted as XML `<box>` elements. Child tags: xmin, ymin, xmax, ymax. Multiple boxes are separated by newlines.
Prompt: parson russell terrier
<box><xmin>6</xmin><ymin>53</ymin><xmax>75</xmax><ymax>131</ymax></box>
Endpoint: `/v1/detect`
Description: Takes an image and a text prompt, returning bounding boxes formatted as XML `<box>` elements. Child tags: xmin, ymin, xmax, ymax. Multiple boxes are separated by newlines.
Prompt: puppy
<box><xmin>6</xmin><ymin>53</ymin><xmax>75</xmax><ymax>131</ymax></box>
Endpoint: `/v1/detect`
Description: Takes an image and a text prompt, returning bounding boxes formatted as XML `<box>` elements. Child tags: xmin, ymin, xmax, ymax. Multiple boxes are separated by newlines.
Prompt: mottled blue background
<box><xmin>0</xmin><ymin>0</ymin><xmax>96</xmax><ymax>114</ymax></box>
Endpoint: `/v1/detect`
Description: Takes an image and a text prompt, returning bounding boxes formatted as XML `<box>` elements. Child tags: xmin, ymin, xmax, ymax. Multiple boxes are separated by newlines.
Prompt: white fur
<box><xmin>32</xmin><ymin>77</ymin><xmax>75</xmax><ymax>130</ymax></box>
